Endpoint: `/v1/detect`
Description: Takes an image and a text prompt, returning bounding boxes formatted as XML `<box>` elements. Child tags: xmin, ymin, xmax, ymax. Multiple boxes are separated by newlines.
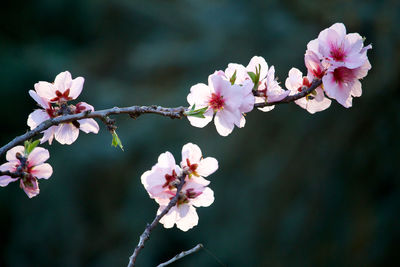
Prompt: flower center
<box><xmin>208</xmin><ymin>93</ymin><xmax>225</xmax><ymax>111</ymax></box>
<box><xmin>333</xmin><ymin>67</ymin><xmax>355</xmax><ymax>86</ymax></box>
<box><xmin>186</xmin><ymin>159</ymin><xmax>199</xmax><ymax>177</ymax></box>
<box><xmin>163</xmin><ymin>169</ymin><xmax>178</xmax><ymax>188</ymax></box>
<box><xmin>50</xmin><ymin>89</ymin><xmax>73</xmax><ymax>103</ymax></box>
<box><xmin>330</xmin><ymin>45</ymin><xmax>346</xmax><ymax>62</ymax></box>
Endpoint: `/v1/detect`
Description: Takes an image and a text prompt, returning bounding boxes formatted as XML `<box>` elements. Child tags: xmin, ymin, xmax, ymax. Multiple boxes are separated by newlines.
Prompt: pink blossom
<box><xmin>286</xmin><ymin>68</ymin><xmax>331</xmax><ymax>113</ymax></box>
<box><xmin>180</xmin><ymin>143</ymin><xmax>218</xmax><ymax>181</ymax></box>
<box><xmin>27</xmin><ymin>71</ymin><xmax>99</xmax><ymax>145</ymax></box>
<box><xmin>0</xmin><ymin>145</ymin><xmax>53</xmax><ymax>198</ymax></box>
<box><xmin>255</xmin><ymin>65</ymin><xmax>290</xmax><ymax>112</ymax></box>
<box><xmin>308</xmin><ymin>23</ymin><xmax>372</xmax><ymax>70</ymax></box>
<box><xmin>187</xmin><ymin>73</ymin><xmax>247</xmax><ymax>136</ymax></box>
<box><xmin>141</xmin><ymin>143</ymin><xmax>217</xmax><ymax>231</ymax></box>
<box><xmin>158</xmin><ymin>179</ymin><xmax>214</xmax><ymax>231</ymax></box>
<box><xmin>322</xmin><ymin>60</ymin><xmax>371</xmax><ymax>107</ymax></box>
<box><xmin>141</xmin><ymin>151</ymin><xmax>183</xmax><ymax>203</ymax></box>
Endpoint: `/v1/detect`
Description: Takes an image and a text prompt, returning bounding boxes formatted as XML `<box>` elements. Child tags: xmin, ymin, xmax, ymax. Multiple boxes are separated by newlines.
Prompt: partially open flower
<box><xmin>0</xmin><ymin>145</ymin><xmax>53</xmax><ymax>198</ymax></box>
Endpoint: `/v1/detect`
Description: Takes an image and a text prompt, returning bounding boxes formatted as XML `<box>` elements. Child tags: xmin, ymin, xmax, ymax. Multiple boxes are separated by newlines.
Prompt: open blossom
<box><xmin>286</xmin><ymin>68</ymin><xmax>331</xmax><ymax>113</ymax></box>
<box><xmin>141</xmin><ymin>143</ymin><xmax>217</xmax><ymax>231</ymax></box>
<box><xmin>306</xmin><ymin>23</ymin><xmax>372</xmax><ymax>108</ymax></box>
<box><xmin>0</xmin><ymin>146</ymin><xmax>53</xmax><ymax>198</ymax></box>
<box><xmin>225</xmin><ymin>56</ymin><xmax>289</xmax><ymax>112</ymax></box>
<box><xmin>27</xmin><ymin>71</ymin><xmax>99</xmax><ymax>145</ymax></box>
<box><xmin>187</xmin><ymin>73</ymin><xmax>249</xmax><ymax>136</ymax></box>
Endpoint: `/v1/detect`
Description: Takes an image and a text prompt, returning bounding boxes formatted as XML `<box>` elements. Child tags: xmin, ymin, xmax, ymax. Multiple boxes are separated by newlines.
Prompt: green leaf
<box><xmin>230</xmin><ymin>70</ymin><xmax>237</xmax><ymax>85</ymax></box>
<box><xmin>247</xmin><ymin>71</ymin><xmax>256</xmax><ymax>83</ymax></box>
<box><xmin>25</xmin><ymin>139</ymin><xmax>40</xmax><ymax>155</ymax></box>
<box><xmin>111</xmin><ymin>131</ymin><xmax>124</xmax><ymax>151</ymax></box>
<box><xmin>185</xmin><ymin>106</ymin><xmax>208</xmax><ymax>118</ymax></box>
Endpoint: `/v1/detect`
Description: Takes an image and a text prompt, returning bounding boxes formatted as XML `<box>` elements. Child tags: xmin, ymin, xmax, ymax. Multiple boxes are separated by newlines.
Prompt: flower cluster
<box><xmin>28</xmin><ymin>71</ymin><xmax>99</xmax><ymax>145</ymax></box>
<box><xmin>286</xmin><ymin>23</ymin><xmax>372</xmax><ymax>111</ymax></box>
<box><xmin>141</xmin><ymin>143</ymin><xmax>218</xmax><ymax>231</ymax></box>
<box><xmin>187</xmin><ymin>23</ymin><xmax>371</xmax><ymax>134</ymax></box>
<box><xmin>0</xmin><ymin>143</ymin><xmax>53</xmax><ymax>198</ymax></box>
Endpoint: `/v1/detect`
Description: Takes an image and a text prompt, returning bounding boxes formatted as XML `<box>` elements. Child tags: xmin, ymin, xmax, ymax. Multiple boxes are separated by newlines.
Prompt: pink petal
<box><xmin>0</xmin><ymin>162</ymin><xmax>18</xmax><ymax>186</ymax></box>
<box><xmin>187</xmin><ymin>83</ymin><xmax>211</xmax><ymax>106</ymax></box>
<box><xmin>20</xmin><ymin>178</ymin><xmax>40</xmax><ymax>198</ymax></box>
<box><xmin>55</xmin><ymin>123</ymin><xmax>80</xmax><ymax>145</ymax></box>
<box><xmin>34</xmin><ymin>81</ymin><xmax>57</xmax><ymax>100</ymax></box>
<box><xmin>181</xmin><ymin>143</ymin><xmax>202</xmax><ymax>166</ymax></box>
<box><xmin>214</xmin><ymin>111</ymin><xmax>235</xmax><ymax>136</ymax></box>
<box><xmin>76</xmin><ymin>102</ymin><xmax>95</xmax><ymax>112</ymax></box>
<box><xmin>285</xmin><ymin>68</ymin><xmax>303</xmax><ymax>92</ymax></box>
<box><xmin>69</xmin><ymin>76</ymin><xmax>84</xmax><ymax>99</ymax></box>
<box><xmin>40</xmin><ymin>126</ymin><xmax>58</xmax><ymax>145</ymax></box>
<box><xmin>6</xmin><ymin>146</ymin><xmax>25</xmax><ymax>162</ymax></box>
<box><xmin>27</xmin><ymin>109</ymin><xmax>50</xmax><ymax>130</ymax></box>
<box><xmin>246</xmin><ymin>56</ymin><xmax>269</xmax><ymax>80</ymax></box>
<box><xmin>79</xmin><ymin>119</ymin><xmax>99</xmax><ymax>134</ymax></box>
<box><xmin>29</xmin><ymin>90</ymin><xmax>50</xmax><ymax>109</ymax></box>
<box><xmin>27</xmin><ymin>147</ymin><xmax>50</xmax><ymax>166</ymax></box>
<box><xmin>54</xmin><ymin>71</ymin><xmax>72</xmax><ymax>93</ymax></box>
<box><xmin>225</xmin><ymin>63</ymin><xmax>247</xmax><ymax>84</ymax></box>
<box><xmin>157</xmin><ymin>151</ymin><xmax>177</xmax><ymax>169</ymax></box>
<box><xmin>0</xmin><ymin>176</ymin><xmax>18</xmax><ymax>187</ymax></box>
<box><xmin>30</xmin><ymin>163</ymin><xmax>53</xmax><ymax>179</ymax></box>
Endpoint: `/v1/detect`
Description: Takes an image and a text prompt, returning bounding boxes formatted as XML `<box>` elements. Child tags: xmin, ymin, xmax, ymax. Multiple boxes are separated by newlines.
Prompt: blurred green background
<box><xmin>0</xmin><ymin>0</ymin><xmax>399</xmax><ymax>266</ymax></box>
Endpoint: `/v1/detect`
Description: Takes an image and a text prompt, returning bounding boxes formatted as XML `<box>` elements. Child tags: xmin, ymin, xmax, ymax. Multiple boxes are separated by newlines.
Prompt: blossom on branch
<box><xmin>0</xmin><ymin>144</ymin><xmax>53</xmax><ymax>198</ymax></box>
<box><xmin>306</xmin><ymin>23</ymin><xmax>372</xmax><ymax>107</ymax></box>
<box><xmin>27</xmin><ymin>71</ymin><xmax>99</xmax><ymax>145</ymax></box>
<box><xmin>187</xmin><ymin>72</ymin><xmax>252</xmax><ymax>136</ymax></box>
<box><xmin>286</xmin><ymin>68</ymin><xmax>331</xmax><ymax>113</ymax></box>
<box><xmin>141</xmin><ymin>143</ymin><xmax>217</xmax><ymax>231</ymax></box>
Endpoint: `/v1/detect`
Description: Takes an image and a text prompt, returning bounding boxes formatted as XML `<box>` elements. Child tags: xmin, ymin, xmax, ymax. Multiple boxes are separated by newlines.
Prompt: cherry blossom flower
<box><xmin>187</xmin><ymin>73</ymin><xmax>247</xmax><ymax>136</ymax></box>
<box><xmin>158</xmin><ymin>178</ymin><xmax>214</xmax><ymax>231</ymax></box>
<box><xmin>180</xmin><ymin>143</ymin><xmax>218</xmax><ymax>181</ymax></box>
<box><xmin>27</xmin><ymin>71</ymin><xmax>99</xmax><ymax>145</ymax></box>
<box><xmin>286</xmin><ymin>68</ymin><xmax>331</xmax><ymax>113</ymax></box>
<box><xmin>0</xmin><ymin>145</ymin><xmax>53</xmax><ymax>198</ymax></box>
<box><xmin>322</xmin><ymin>60</ymin><xmax>371</xmax><ymax>107</ymax></box>
<box><xmin>141</xmin><ymin>143</ymin><xmax>217</xmax><ymax>231</ymax></box>
<box><xmin>141</xmin><ymin>151</ymin><xmax>183</xmax><ymax>202</ymax></box>
<box><xmin>225</xmin><ymin>56</ymin><xmax>289</xmax><ymax>112</ymax></box>
<box><xmin>310</xmin><ymin>23</ymin><xmax>372</xmax><ymax>70</ymax></box>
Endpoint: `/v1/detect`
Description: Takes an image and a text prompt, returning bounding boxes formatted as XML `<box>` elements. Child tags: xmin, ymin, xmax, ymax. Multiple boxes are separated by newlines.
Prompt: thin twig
<box><xmin>157</xmin><ymin>244</ymin><xmax>204</xmax><ymax>267</ymax></box>
<box><xmin>0</xmin><ymin>170</ymin><xmax>26</xmax><ymax>178</ymax></box>
<box><xmin>127</xmin><ymin>171</ymin><xmax>188</xmax><ymax>267</ymax></box>
<box><xmin>254</xmin><ymin>78</ymin><xmax>322</xmax><ymax>108</ymax></box>
<box><xmin>0</xmin><ymin>105</ymin><xmax>187</xmax><ymax>158</ymax></box>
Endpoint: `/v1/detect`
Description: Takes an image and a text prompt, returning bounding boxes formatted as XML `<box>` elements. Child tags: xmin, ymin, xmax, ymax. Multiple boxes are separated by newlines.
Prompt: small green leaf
<box><xmin>185</xmin><ymin>106</ymin><xmax>208</xmax><ymax>118</ymax></box>
<box><xmin>247</xmin><ymin>71</ymin><xmax>257</xmax><ymax>83</ymax></box>
<box><xmin>25</xmin><ymin>139</ymin><xmax>40</xmax><ymax>155</ymax></box>
<box><xmin>111</xmin><ymin>131</ymin><xmax>124</xmax><ymax>151</ymax></box>
<box><xmin>230</xmin><ymin>70</ymin><xmax>237</xmax><ymax>85</ymax></box>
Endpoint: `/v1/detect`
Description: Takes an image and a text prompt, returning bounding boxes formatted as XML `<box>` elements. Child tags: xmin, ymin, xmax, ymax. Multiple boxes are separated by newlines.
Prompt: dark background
<box><xmin>0</xmin><ymin>0</ymin><xmax>399</xmax><ymax>266</ymax></box>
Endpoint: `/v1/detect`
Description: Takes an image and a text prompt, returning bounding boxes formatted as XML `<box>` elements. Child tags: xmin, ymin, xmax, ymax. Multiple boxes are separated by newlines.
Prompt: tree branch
<box><xmin>127</xmin><ymin>171</ymin><xmax>188</xmax><ymax>267</ymax></box>
<box><xmin>156</xmin><ymin>244</ymin><xmax>203</xmax><ymax>267</ymax></box>
<box><xmin>254</xmin><ymin>78</ymin><xmax>322</xmax><ymax>108</ymax></box>
<box><xmin>0</xmin><ymin>170</ymin><xmax>26</xmax><ymax>178</ymax></box>
<box><xmin>0</xmin><ymin>105</ymin><xmax>187</xmax><ymax>158</ymax></box>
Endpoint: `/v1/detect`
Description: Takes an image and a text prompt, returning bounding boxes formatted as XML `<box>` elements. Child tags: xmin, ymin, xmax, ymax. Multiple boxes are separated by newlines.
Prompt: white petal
<box><xmin>214</xmin><ymin>111</ymin><xmax>235</xmax><ymax>136</ymax></box>
<box><xmin>246</xmin><ymin>56</ymin><xmax>269</xmax><ymax>80</ymax></box>
<box><xmin>197</xmin><ymin>157</ymin><xmax>218</xmax><ymax>177</ymax></box>
<box><xmin>6</xmin><ymin>146</ymin><xmax>25</xmax><ymax>162</ymax></box>
<box><xmin>187</xmin><ymin>108</ymin><xmax>213</xmax><ymax>128</ymax></box>
<box><xmin>40</xmin><ymin>126</ymin><xmax>57</xmax><ymax>145</ymax></box>
<box><xmin>190</xmin><ymin>187</ymin><xmax>214</xmax><ymax>208</ymax></box>
<box><xmin>55</xmin><ymin>123</ymin><xmax>80</xmax><ymax>145</ymax></box>
<box><xmin>159</xmin><ymin>206</ymin><xmax>178</xmax><ymax>229</ymax></box>
<box><xmin>30</xmin><ymin>163</ymin><xmax>53</xmax><ymax>179</ymax></box>
<box><xmin>28</xmin><ymin>147</ymin><xmax>49</xmax><ymax>166</ymax></box>
<box><xmin>54</xmin><ymin>71</ymin><xmax>72</xmax><ymax>92</ymax></box>
<box><xmin>176</xmin><ymin>205</ymin><xmax>199</xmax><ymax>232</ymax></box>
<box><xmin>29</xmin><ymin>90</ymin><xmax>50</xmax><ymax>109</ymax></box>
<box><xmin>27</xmin><ymin>110</ymin><xmax>50</xmax><ymax>130</ymax></box>
<box><xmin>187</xmin><ymin>83</ymin><xmax>211</xmax><ymax>106</ymax></box>
<box><xmin>181</xmin><ymin>143</ymin><xmax>202</xmax><ymax>167</ymax></box>
<box><xmin>69</xmin><ymin>77</ymin><xmax>84</xmax><ymax>99</ymax></box>
<box><xmin>34</xmin><ymin>81</ymin><xmax>57</xmax><ymax>100</ymax></box>
<box><xmin>158</xmin><ymin>151</ymin><xmax>176</xmax><ymax>169</ymax></box>
<box><xmin>79</xmin><ymin>119</ymin><xmax>99</xmax><ymax>134</ymax></box>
